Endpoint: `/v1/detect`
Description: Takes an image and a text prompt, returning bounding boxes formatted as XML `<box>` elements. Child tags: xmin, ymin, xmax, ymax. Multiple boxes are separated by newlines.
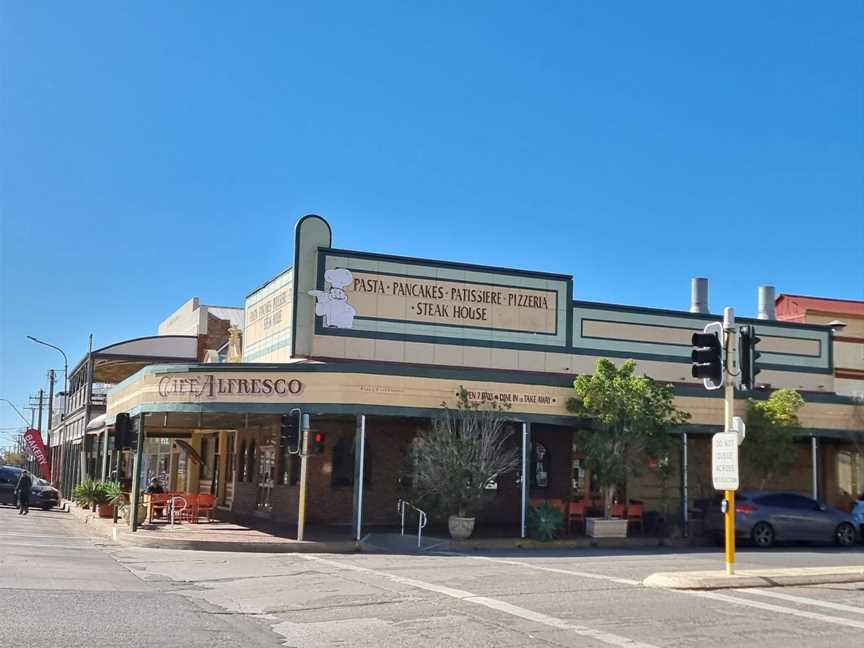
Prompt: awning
<box><xmin>86</xmin><ymin>414</ymin><xmax>107</xmax><ymax>434</ymax></box>
<box><xmin>174</xmin><ymin>439</ymin><xmax>203</xmax><ymax>465</ymax></box>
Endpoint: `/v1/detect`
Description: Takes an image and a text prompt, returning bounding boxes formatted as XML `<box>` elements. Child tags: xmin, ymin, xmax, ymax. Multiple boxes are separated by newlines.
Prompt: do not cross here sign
<box><xmin>712</xmin><ymin>432</ymin><xmax>739</xmax><ymax>491</ymax></box>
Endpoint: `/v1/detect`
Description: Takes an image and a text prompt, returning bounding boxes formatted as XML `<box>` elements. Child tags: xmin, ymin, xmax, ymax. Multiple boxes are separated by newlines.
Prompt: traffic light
<box><xmin>280</xmin><ymin>412</ymin><xmax>301</xmax><ymax>454</ymax></box>
<box><xmin>309</xmin><ymin>431</ymin><xmax>325</xmax><ymax>455</ymax></box>
<box><xmin>691</xmin><ymin>322</ymin><xmax>724</xmax><ymax>390</ymax></box>
<box><xmin>737</xmin><ymin>325</ymin><xmax>762</xmax><ymax>391</ymax></box>
<box><xmin>113</xmin><ymin>413</ymin><xmax>132</xmax><ymax>451</ymax></box>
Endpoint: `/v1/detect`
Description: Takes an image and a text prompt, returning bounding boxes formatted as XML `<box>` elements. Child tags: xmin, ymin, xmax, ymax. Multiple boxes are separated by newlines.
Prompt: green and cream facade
<box><xmin>107</xmin><ymin>214</ymin><xmax>862</xmax><ymax>533</ymax></box>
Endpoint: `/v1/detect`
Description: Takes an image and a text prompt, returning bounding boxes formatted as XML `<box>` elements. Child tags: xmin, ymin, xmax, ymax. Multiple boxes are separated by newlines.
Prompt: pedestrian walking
<box><xmin>14</xmin><ymin>469</ymin><xmax>33</xmax><ymax>515</ymax></box>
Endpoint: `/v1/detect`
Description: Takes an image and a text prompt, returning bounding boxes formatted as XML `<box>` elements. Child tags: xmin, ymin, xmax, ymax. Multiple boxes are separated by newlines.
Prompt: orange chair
<box><xmin>626</xmin><ymin>503</ymin><xmax>643</xmax><ymax>534</ymax></box>
<box><xmin>610</xmin><ymin>502</ymin><xmax>625</xmax><ymax>518</ymax></box>
<box><xmin>196</xmin><ymin>494</ymin><xmax>216</xmax><ymax>522</ymax></box>
<box><xmin>567</xmin><ymin>500</ymin><xmax>585</xmax><ymax>534</ymax></box>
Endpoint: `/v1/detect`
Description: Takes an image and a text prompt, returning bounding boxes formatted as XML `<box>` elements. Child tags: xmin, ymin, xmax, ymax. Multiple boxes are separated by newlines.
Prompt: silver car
<box><xmin>703</xmin><ymin>490</ymin><xmax>859</xmax><ymax>548</ymax></box>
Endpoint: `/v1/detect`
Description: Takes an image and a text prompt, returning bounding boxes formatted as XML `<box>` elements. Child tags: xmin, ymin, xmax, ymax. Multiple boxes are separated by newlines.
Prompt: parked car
<box><xmin>703</xmin><ymin>490</ymin><xmax>859</xmax><ymax>548</ymax></box>
<box><xmin>0</xmin><ymin>465</ymin><xmax>61</xmax><ymax>510</ymax></box>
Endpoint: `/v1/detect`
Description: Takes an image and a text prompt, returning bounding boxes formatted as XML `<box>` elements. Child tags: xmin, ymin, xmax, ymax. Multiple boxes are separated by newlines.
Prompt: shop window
<box><xmin>331</xmin><ymin>438</ymin><xmax>371</xmax><ymax>488</ymax></box>
<box><xmin>531</xmin><ymin>441</ymin><xmax>549</xmax><ymax>488</ymax></box>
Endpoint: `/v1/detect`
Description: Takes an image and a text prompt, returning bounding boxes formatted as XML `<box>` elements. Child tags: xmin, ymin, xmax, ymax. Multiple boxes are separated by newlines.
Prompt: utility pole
<box><xmin>47</xmin><ymin>369</ymin><xmax>55</xmax><ymax>450</ymax></box>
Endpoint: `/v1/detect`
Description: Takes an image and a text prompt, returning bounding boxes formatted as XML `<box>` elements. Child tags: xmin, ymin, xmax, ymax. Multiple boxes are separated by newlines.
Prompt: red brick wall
<box><xmin>197</xmin><ymin>313</ymin><xmax>233</xmax><ymax>360</ymax></box>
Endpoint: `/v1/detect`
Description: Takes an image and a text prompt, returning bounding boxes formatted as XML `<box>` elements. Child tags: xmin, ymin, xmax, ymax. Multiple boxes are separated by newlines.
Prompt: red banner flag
<box><xmin>23</xmin><ymin>428</ymin><xmax>51</xmax><ymax>481</ymax></box>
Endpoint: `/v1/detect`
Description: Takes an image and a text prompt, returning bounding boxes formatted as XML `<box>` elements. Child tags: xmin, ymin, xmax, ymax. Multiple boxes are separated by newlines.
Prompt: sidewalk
<box><xmin>68</xmin><ymin>501</ymin><xmax>699</xmax><ymax>554</ymax></box>
<box><xmin>67</xmin><ymin>502</ymin><xmax>358</xmax><ymax>553</ymax></box>
<box><xmin>644</xmin><ymin>566</ymin><xmax>864</xmax><ymax>590</ymax></box>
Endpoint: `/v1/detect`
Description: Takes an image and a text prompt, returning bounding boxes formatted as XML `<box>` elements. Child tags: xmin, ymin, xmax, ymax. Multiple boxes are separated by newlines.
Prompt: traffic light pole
<box><xmin>723</xmin><ymin>307</ymin><xmax>736</xmax><ymax>575</ymax></box>
<box><xmin>297</xmin><ymin>421</ymin><xmax>310</xmax><ymax>542</ymax></box>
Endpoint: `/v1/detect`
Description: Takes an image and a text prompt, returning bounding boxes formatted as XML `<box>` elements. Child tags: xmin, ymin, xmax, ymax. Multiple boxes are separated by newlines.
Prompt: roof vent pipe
<box><xmin>757</xmin><ymin>285</ymin><xmax>776</xmax><ymax>320</ymax></box>
<box><xmin>690</xmin><ymin>278</ymin><xmax>709</xmax><ymax>314</ymax></box>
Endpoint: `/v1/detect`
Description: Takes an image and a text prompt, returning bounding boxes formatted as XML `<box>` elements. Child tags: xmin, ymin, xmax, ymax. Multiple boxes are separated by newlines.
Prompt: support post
<box><xmin>46</xmin><ymin>370</ymin><xmax>55</xmax><ymax>466</ymax></box>
<box><xmin>811</xmin><ymin>434</ymin><xmax>818</xmax><ymax>501</ymax></box>
<box><xmin>520</xmin><ymin>422</ymin><xmax>530</xmax><ymax>539</ymax></box>
<box><xmin>681</xmin><ymin>431</ymin><xmax>689</xmax><ymax>538</ymax></box>
<box><xmin>129</xmin><ymin>415</ymin><xmax>145</xmax><ymax>532</ymax></box>
<box><xmin>353</xmin><ymin>414</ymin><xmax>366</xmax><ymax>541</ymax></box>
<box><xmin>297</xmin><ymin>416</ymin><xmax>310</xmax><ymax>541</ymax></box>
<box><xmin>723</xmin><ymin>307</ymin><xmax>736</xmax><ymax>576</ymax></box>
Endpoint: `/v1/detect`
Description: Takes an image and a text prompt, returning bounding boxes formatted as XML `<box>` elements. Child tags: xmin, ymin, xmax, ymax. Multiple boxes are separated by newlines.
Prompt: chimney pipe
<box><xmin>757</xmin><ymin>285</ymin><xmax>776</xmax><ymax>320</ymax></box>
<box><xmin>690</xmin><ymin>278</ymin><xmax>709</xmax><ymax>314</ymax></box>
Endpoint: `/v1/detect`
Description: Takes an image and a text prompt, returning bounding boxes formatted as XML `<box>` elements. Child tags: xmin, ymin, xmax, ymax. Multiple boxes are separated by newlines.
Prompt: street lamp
<box><xmin>26</xmin><ymin>336</ymin><xmax>68</xmax><ymax>396</ymax></box>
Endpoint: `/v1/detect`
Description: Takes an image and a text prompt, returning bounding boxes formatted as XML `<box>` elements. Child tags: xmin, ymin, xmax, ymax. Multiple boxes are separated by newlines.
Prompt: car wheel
<box><xmin>752</xmin><ymin>522</ymin><xmax>775</xmax><ymax>548</ymax></box>
<box><xmin>835</xmin><ymin>523</ymin><xmax>856</xmax><ymax>547</ymax></box>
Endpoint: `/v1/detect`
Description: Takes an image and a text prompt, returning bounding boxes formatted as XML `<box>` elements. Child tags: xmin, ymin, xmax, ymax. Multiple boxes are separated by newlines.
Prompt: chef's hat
<box><xmin>325</xmin><ymin>268</ymin><xmax>353</xmax><ymax>288</ymax></box>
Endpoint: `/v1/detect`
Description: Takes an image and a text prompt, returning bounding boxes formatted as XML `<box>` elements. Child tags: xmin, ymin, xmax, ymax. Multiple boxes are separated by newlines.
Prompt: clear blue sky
<box><xmin>1</xmin><ymin>2</ymin><xmax>862</xmax><ymax>439</ymax></box>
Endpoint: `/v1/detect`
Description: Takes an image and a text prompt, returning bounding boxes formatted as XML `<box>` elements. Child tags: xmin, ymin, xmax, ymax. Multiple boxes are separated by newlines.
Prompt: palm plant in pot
<box><xmin>567</xmin><ymin>359</ymin><xmax>688</xmax><ymax>538</ymax></box>
<box><xmin>409</xmin><ymin>388</ymin><xmax>521</xmax><ymax>540</ymax></box>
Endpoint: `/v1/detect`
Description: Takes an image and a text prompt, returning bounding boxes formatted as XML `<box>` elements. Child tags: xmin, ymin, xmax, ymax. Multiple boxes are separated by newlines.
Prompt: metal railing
<box><xmin>396</xmin><ymin>498</ymin><xmax>427</xmax><ymax>549</ymax></box>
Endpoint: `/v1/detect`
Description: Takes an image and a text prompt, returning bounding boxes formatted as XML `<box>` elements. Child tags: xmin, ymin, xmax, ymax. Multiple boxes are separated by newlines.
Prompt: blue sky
<box><xmin>1</xmin><ymin>2</ymin><xmax>862</xmax><ymax>439</ymax></box>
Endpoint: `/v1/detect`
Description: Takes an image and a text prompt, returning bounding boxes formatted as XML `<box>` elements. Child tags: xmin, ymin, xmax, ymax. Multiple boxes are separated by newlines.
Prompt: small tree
<box><xmin>410</xmin><ymin>387</ymin><xmax>521</xmax><ymax>518</ymax></box>
<box><xmin>742</xmin><ymin>388</ymin><xmax>805</xmax><ymax>490</ymax></box>
<box><xmin>567</xmin><ymin>359</ymin><xmax>689</xmax><ymax>519</ymax></box>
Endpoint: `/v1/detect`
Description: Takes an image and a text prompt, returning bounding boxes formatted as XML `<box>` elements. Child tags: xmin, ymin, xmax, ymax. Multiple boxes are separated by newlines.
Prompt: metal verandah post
<box><xmin>129</xmin><ymin>415</ymin><xmax>145</xmax><ymax>532</ymax></box>
<box><xmin>353</xmin><ymin>414</ymin><xmax>366</xmax><ymax>542</ymax></box>
<box><xmin>681</xmin><ymin>431</ymin><xmax>689</xmax><ymax>538</ymax></box>
<box><xmin>520</xmin><ymin>422</ymin><xmax>530</xmax><ymax>539</ymax></box>
<box><xmin>811</xmin><ymin>434</ymin><xmax>818</xmax><ymax>501</ymax></box>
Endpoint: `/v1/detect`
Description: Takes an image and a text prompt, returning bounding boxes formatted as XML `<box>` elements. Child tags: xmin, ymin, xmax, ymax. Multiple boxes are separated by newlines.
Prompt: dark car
<box><xmin>0</xmin><ymin>465</ymin><xmax>61</xmax><ymax>510</ymax></box>
<box><xmin>703</xmin><ymin>490</ymin><xmax>858</xmax><ymax>548</ymax></box>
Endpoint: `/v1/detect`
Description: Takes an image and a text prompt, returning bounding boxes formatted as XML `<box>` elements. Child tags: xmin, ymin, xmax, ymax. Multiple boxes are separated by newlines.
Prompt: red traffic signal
<box><xmin>310</xmin><ymin>431</ymin><xmax>325</xmax><ymax>455</ymax></box>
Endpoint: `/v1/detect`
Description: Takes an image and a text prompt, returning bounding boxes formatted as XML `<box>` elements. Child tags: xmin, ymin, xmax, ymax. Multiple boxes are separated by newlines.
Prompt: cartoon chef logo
<box><xmin>308</xmin><ymin>268</ymin><xmax>356</xmax><ymax>329</ymax></box>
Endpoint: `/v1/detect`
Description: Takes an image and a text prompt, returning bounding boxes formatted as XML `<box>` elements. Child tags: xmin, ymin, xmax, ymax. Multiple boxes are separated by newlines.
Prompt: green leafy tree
<box><xmin>0</xmin><ymin>450</ymin><xmax>26</xmax><ymax>467</ymax></box>
<box><xmin>409</xmin><ymin>387</ymin><xmax>521</xmax><ymax>518</ymax></box>
<box><xmin>567</xmin><ymin>359</ymin><xmax>689</xmax><ymax>519</ymax></box>
<box><xmin>742</xmin><ymin>388</ymin><xmax>805</xmax><ymax>490</ymax></box>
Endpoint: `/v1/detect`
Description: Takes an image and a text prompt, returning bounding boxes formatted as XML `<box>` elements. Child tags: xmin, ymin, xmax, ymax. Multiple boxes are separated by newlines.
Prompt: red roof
<box><xmin>775</xmin><ymin>294</ymin><xmax>864</xmax><ymax>319</ymax></box>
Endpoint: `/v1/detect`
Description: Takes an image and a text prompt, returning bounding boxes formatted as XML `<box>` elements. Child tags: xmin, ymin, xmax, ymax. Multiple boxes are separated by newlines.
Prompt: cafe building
<box><xmin>106</xmin><ymin>215</ymin><xmax>863</xmax><ymax>538</ymax></box>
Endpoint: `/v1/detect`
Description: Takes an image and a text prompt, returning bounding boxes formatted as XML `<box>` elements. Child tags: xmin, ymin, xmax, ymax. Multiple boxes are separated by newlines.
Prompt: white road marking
<box><xmin>687</xmin><ymin>590</ymin><xmax>864</xmax><ymax>630</ymax></box>
<box><xmin>467</xmin><ymin>555</ymin><xmax>642</xmax><ymax>586</ymax></box>
<box><xmin>738</xmin><ymin>588</ymin><xmax>864</xmax><ymax>616</ymax></box>
<box><xmin>302</xmin><ymin>555</ymin><xmax>659</xmax><ymax>648</ymax></box>
<box><xmin>447</xmin><ymin>552</ymin><xmax>864</xmax><ymax>631</ymax></box>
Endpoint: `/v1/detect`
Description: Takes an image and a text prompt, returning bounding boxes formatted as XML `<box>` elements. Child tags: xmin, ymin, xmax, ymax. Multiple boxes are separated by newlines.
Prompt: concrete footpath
<box><xmin>644</xmin><ymin>565</ymin><xmax>864</xmax><ymax>590</ymax></box>
<box><xmin>67</xmin><ymin>502</ymin><xmax>359</xmax><ymax>553</ymax></box>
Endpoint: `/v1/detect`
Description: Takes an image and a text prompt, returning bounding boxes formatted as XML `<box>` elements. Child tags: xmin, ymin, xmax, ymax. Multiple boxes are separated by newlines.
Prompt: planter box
<box><xmin>96</xmin><ymin>503</ymin><xmax>115</xmax><ymax>518</ymax></box>
<box><xmin>586</xmin><ymin>517</ymin><xmax>628</xmax><ymax>538</ymax></box>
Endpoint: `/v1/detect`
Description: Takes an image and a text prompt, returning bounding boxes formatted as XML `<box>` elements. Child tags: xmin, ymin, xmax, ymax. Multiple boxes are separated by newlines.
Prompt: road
<box><xmin>2</xmin><ymin>505</ymin><xmax>863</xmax><ymax>647</ymax></box>
<box><xmin>0</xmin><ymin>505</ymin><xmax>281</xmax><ymax>648</ymax></box>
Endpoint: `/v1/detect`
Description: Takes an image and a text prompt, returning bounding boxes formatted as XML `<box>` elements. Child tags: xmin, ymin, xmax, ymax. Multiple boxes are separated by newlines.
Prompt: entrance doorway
<box><xmin>256</xmin><ymin>445</ymin><xmax>276</xmax><ymax>514</ymax></box>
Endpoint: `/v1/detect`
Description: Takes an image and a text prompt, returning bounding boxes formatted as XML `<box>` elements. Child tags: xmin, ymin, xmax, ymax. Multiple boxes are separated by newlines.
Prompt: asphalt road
<box><xmin>3</xmin><ymin>504</ymin><xmax>864</xmax><ymax>647</ymax></box>
<box><xmin>0</xmin><ymin>504</ymin><xmax>281</xmax><ymax>648</ymax></box>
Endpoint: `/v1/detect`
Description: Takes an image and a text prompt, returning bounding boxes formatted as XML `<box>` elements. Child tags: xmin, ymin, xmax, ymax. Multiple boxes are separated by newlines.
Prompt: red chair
<box><xmin>567</xmin><ymin>500</ymin><xmax>585</xmax><ymax>534</ymax></box>
<box><xmin>610</xmin><ymin>502</ymin><xmax>625</xmax><ymax>518</ymax></box>
<box><xmin>196</xmin><ymin>494</ymin><xmax>216</xmax><ymax>523</ymax></box>
<box><xmin>626</xmin><ymin>503</ymin><xmax>643</xmax><ymax>534</ymax></box>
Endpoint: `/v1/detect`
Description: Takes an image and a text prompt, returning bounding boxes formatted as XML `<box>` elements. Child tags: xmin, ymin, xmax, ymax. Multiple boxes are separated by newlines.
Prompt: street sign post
<box><xmin>712</xmin><ymin>432</ymin><xmax>739</xmax><ymax>491</ymax></box>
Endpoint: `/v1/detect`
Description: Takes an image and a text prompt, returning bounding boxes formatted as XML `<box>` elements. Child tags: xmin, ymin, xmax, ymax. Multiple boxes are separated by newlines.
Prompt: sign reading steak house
<box><xmin>158</xmin><ymin>375</ymin><xmax>303</xmax><ymax>399</ymax></box>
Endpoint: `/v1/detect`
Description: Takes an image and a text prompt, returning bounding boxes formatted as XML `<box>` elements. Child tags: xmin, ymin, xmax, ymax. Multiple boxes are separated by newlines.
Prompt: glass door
<box><xmin>256</xmin><ymin>445</ymin><xmax>275</xmax><ymax>514</ymax></box>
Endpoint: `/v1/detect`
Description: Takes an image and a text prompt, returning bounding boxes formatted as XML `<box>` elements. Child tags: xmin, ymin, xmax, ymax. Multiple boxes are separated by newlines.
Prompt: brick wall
<box><xmin>197</xmin><ymin>312</ymin><xmax>233</xmax><ymax>360</ymax></box>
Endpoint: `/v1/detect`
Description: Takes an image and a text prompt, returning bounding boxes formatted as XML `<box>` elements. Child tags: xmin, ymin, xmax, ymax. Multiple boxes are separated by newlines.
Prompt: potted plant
<box><xmin>72</xmin><ymin>479</ymin><xmax>101</xmax><ymax>511</ymax></box>
<box><xmin>409</xmin><ymin>388</ymin><xmax>521</xmax><ymax>540</ymax></box>
<box><xmin>97</xmin><ymin>481</ymin><xmax>123</xmax><ymax>518</ymax></box>
<box><xmin>568</xmin><ymin>359</ymin><xmax>689</xmax><ymax>539</ymax></box>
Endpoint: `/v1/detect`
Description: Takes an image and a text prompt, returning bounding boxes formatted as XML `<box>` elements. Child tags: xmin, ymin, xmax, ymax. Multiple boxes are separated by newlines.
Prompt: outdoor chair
<box><xmin>567</xmin><ymin>500</ymin><xmax>585</xmax><ymax>534</ymax></box>
<box><xmin>196</xmin><ymin>494</ymin><xmax>216</xmax><ymax>522</ymax></box>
